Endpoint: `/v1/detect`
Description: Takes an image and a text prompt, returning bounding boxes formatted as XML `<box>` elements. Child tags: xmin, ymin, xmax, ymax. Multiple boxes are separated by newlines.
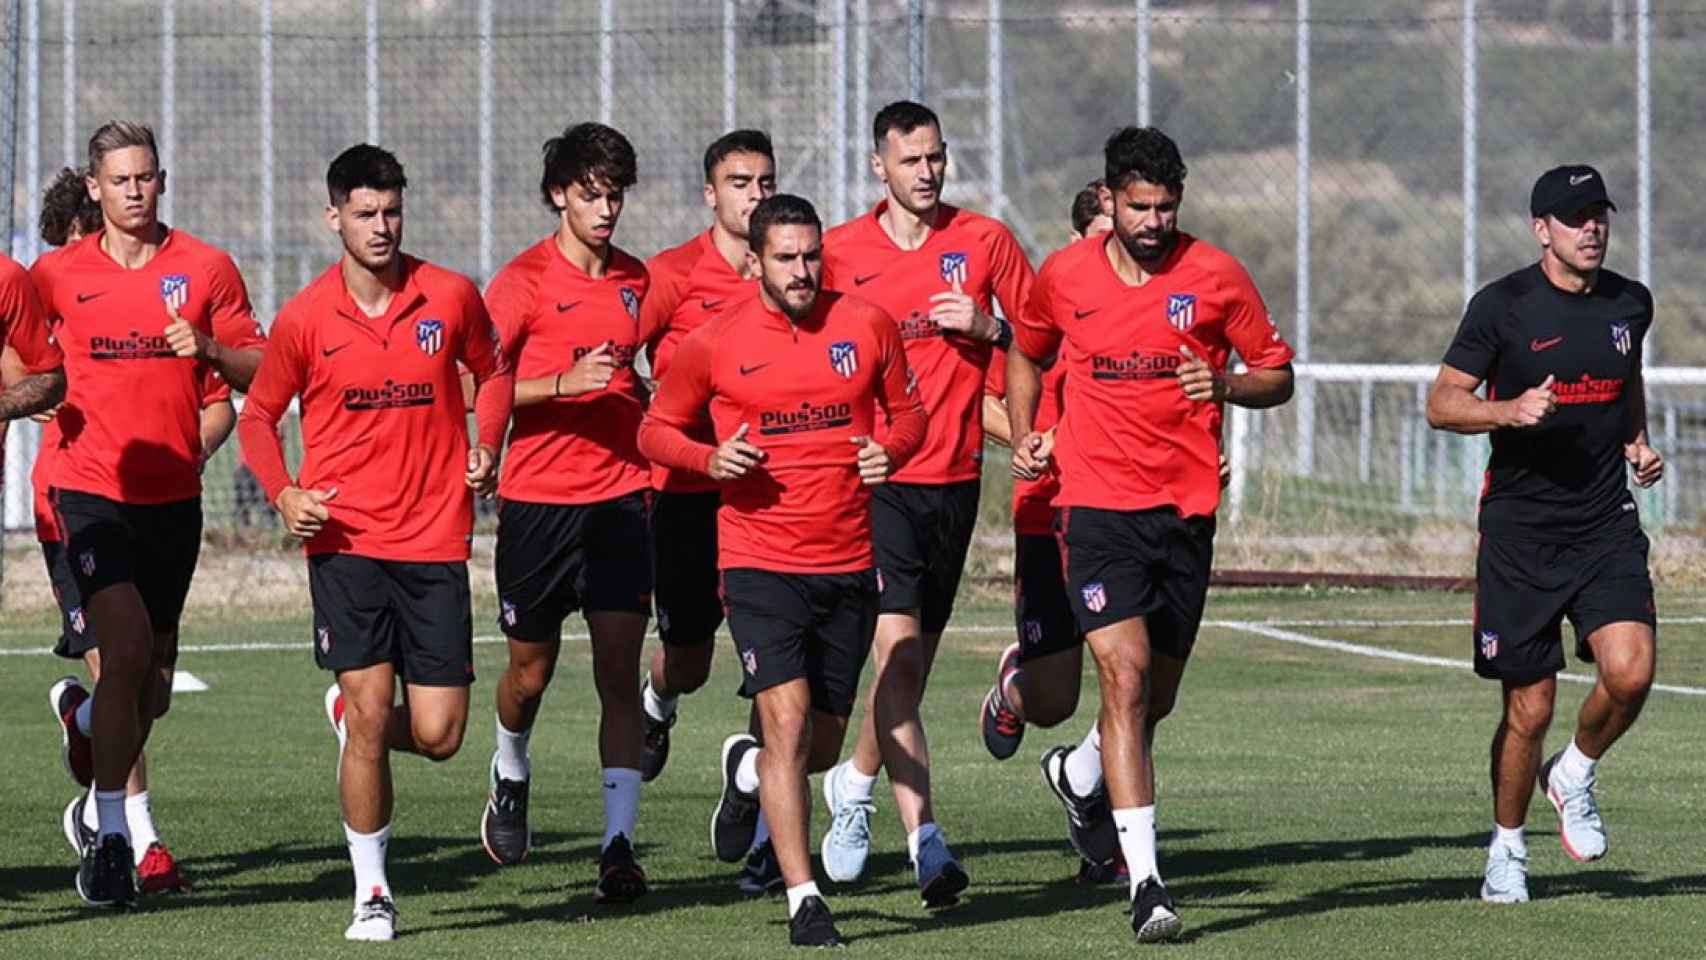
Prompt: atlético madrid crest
<box><xmin>160</xmin><ymin>274</ymin><xmax>191</xmax><ymax>310</ymax></box>
<box><xmin>1167</xmin><ymin>293</ymin><xmax>1197</xmax><ymax>331</ymax></box>
<box><xmin>939</xmin><ymin>252</ymin><xmax>969</xmax><ymax>285</ymax></box>
<box><xmin>620</xmin><ymin>287</ymin><xmax>640</xmax><ymax>320</ymax></box>
<box><xmin>1611</xmin><ymin>322</ymin><xmax>1632</xmax><ymax>356</ymax></box>
<box><xmin>829</xmin><ymin>340</ymin><xmax>859</xmax><ymax>379</ymax></box>
<box><xmin>416</xmin><ymin>317</ymin><xmax>445</xmax><ymax>357</ymax></box>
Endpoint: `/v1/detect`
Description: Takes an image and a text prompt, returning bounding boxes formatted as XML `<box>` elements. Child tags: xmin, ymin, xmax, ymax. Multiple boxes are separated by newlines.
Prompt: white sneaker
<box><xmin>820</xmin><ymin>762</ymin><xmax>874</xmax><ymax>883</ymax></box>
<box><xmin>345</xmin><ymin>894</ymin><xmax>398</xmax><ymax>941</ymax></box>
<box><xmin>1480</xmin><ymin>843</ymin><xmax>1529</xmax><ymax>904</ymax></box>
<box><xmin>1540</xmin><ymin>753</ymin><xmax>1607</xmax><ymax>862</ymax></box>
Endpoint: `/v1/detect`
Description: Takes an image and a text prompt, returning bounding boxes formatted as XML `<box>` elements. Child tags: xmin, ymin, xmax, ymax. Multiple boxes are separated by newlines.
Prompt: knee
<box><xmin>876</xmin><ymin>645</ymin><xmax>928</xmax><ymax>697</ymax></box>
<box><xmin>414</xmin><ymin>721</ymin><xmax>465</xmax><ymax>762</ymax></box>
<box><xmin>507</xmin><ymin>658</ymin><xmax>556</xmax><ymax>702</ymax></box>
<box><xmin>663</xmin><ymin>649</ymin><xmax>714</xmax><ymax>694</ymax></box>
<box><xmin>1503</xmin><ymin>695</ymin><xmax>1553</xmax><ymax>739</ymax></box>
<box><xmin>342</xmin><ymin>699</ymin><xmax>392</xmax><ymax>755</ymax></box>
<box><xmin>1028</xmin><ymin>690</ymin><xmax>1081</xmax><ymax>728</ymax></box>
<box><xmin>145</xmin><ymin>679</ymin><xmax>172</xmax><ymax>720</ymax></box>
<box><xmin>1098</xmin><ymin>660</ymin><xmax>1150</xmax><ymax>715</ymax></box>
<box><xmin>761</xmin><ymin>717</ymin><xmax>810</xmax><ymax>763</ymax></box>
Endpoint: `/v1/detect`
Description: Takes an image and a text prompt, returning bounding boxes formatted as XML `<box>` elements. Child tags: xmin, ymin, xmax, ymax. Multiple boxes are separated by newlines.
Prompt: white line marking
<box><xmin>171</xmin><ymin>670</ymin><xmax>209</xmax><ymax>693</ymax></box>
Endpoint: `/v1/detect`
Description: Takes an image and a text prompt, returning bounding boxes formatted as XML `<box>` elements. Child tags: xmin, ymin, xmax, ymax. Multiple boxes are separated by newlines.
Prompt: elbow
<box><xmin>635</xmin><ymin>420</ymin><xmax>662</xmax><ymax>462</ymax></box>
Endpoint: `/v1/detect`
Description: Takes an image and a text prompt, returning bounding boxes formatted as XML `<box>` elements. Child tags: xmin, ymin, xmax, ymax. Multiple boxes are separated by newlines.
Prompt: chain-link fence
<box><xmin>5</xmin><ymin>1</ymin><xmax>1706</xmax><ymax>594</ymax></box>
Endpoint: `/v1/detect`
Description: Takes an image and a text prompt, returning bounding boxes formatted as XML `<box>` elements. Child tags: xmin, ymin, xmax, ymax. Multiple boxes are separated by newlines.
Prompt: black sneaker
<box><xmin>595</xmin><ymin>834</ymin><xmax>648</xmax><ymax>904</ymax></box>
<box><xmin>1130</xmin><ymin>877</ymin><xmax>1181</xmax><ymax>943</ymax></box>
<box><xmin>480</xmin><ymin>755</ymin><xmax>531</xmax><ymax>865</ymax></box>
<box><xmin>711</xmin><ymin>734</ymin><xmax>761</xmax><ymax>863</ymax></box>
<box><xmin>62</xmin><ymin>794</ymin><xmax>96</xmax><ymax>859</ymax></box>
<box><xmin>788</xmin><ymin>895</ymin><xmax>845</xmax><ymax>948</ymax></box>
<box><xmin>736</xmin><ymin>840</ymin><xmax>784</xmax><ymax>896</ymax></box>
<box><xmin>639</xmin><ymin>677</ymin><xmax>676</xmax><ymax>783</ymax></box>
<box><xmin>76</xmin><ymin>833</ymin><xmax>136</xmax><ymax>908</ymax></box>
<box><xmin>1040</xmin><ymin>745</ymin><xmax>1120</xmax><ymax>866</ymax></box>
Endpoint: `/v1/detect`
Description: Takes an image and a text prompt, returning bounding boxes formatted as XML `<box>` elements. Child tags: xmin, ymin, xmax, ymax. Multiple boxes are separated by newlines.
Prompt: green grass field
<box><xmin>4</xmin><ymin>587</ymin><xmax>1706</xmax><ymax>957</ymax></box>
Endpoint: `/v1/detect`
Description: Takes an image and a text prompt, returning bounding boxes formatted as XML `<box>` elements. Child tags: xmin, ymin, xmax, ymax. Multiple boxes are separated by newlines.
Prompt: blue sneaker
<box><xmin>913</xmin><ymin>830</ymin><xmax>969</xmax><ymax>908</ymax></box>
<box><xmin>820</xmin><ymin>762</ymin><xmax>874</xmax><ymax>883</ymax></box>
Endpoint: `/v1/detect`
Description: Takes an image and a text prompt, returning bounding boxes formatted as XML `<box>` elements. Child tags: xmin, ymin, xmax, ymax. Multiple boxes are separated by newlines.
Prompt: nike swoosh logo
<box><xmin>701</xmin><ymin>299</ymin><xmax>725</xmax><ymax>311</ymax></box>
<box><xmin>76</xmin><ymin>292</ymin><xmax>106</xmax><ymax>303</ymax></box>
<box><xmin>322</xmin><ymin>343</ymin><xmax>352</xmax><ymax>357</ymax></box>
<box><xmin>556</xmin><ymin>301</ymin><xmax>581</xmax><ymax>313</ymax></box>
<box><xmin>1570</xmin><ymin>173</ymin><xmax>1593</xmax><ymax>186</ymax></box>
<box><xmin>739</xmin><ymin>362</ymin><xmax>772</xmax><ymax>376</ymax></box>
<box><xmin>603</xmin><ymin>782</ymin><xmax>617</xmax><ymax>790</ymax></box>
<box><xmin>1074</xmin><ymin>308</ymin><xmax>1098</xmax><ymax>319</ymax></box>
<box><xmin>853</xmin><ymin>273</ymin><xmax>881</xmax><ymax>286</ymax></box>
<box><xmin>1530</xmin><ymin>337</ymin><xmax>1564</xmax><ymax>352</ymax></box>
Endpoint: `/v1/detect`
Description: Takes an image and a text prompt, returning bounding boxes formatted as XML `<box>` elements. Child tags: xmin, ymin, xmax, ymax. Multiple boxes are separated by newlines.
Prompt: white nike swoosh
<box><xmin>1570</xmin><ymin>174</ymin><xmax>1593</xmax><ymax>186</ymax></box>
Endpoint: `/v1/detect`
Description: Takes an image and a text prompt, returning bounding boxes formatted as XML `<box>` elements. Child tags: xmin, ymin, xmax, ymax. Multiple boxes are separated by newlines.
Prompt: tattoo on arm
<box><xmin>0</xmin><ymin>369</ymin><xmax>66</xmax><ymax>421</ymax></box>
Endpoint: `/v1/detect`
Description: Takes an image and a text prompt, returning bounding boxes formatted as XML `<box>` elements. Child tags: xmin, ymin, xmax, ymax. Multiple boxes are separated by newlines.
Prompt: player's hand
<box><xmin>707</xmin><ymin>423</ymin><xmax>765</xmax><ymax>481</ymax></box>
<box><xmin>851</xmin><ymin>435</ymin><xmax>893</xmax><ymax>485</ymax></box>
<box><xmin>277</xmin><ymin>485</ymin><xmax>337</xmax><ymax>540</ymax></box>
<box><xmin>928</xmin><ymin>280</ymin><xmax>998</xmax><ymax>341</ymax></box>
<box><xmin>1219</xmin><ymin>453</ymin><xmax>1231</xmax><ymax>489</ymax></box>
<box><xmin>1012</xmin><ymin>429</ymin><xmax>1055</xmax><ymax>480</ymax></box>
<box><xmin>465</xmin><ymin>444</ymin><xmax>499</xmax><ymax>497</ymax></box>
<box><xmin>164</xmin><ymin>303</ymin><xmax>217</xmax><ymax>361</ymax></box>
<box><xmin>558</xmin><ymin>341</ymin><xmax>618</xmax><ymax>396</ymax></box>
<box><xmin>1177</xmin><ymin>346</ymin><xmax>1227</xmax><ymax>402</ymax></box>
<box><xmin>1506</xmin><ymin>374</ymin><xmax>1556</xmax><ymax>428</ymax></box>
<box><xmin>1626</xmin><ymin>439</ymin><xmax>1663</xmax><ymax>487</ymax></box>
<box><xmin>29</xmin><ymin>401</ymin><xmax>61</xmax><ymax>424</ymax></box>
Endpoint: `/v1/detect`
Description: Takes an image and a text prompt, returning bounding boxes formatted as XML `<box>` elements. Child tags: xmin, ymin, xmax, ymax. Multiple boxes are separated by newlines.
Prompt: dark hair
<box><xmin>872</xmin><ymin>100</ymin><xmax>940</xmax><ymax>151</ymax></box>
<box><xmin>1103</xmin><ymin>126</ymin><xmax>1187</xmax><ymax>194</ymax></box>
<box><xmin>327</xmin><ymin>144</ymin><xmax>408</xmax><ymax>205</ymax></box>
<box><xmin>87</xmin><ymin>120</ymin><xmax>159</xmax><ymax>173</ymax></box>
<box><xmin>40</xmin><ymin>166</ymin><xmax>102</xmax><ymax>246</ymax></box>
<box><xmin>1071</xmin><ymin>179</ymin><xmax>1105</xmax><ymax>236</ymax></box>
<box><xmin>540</xmin><ymin>122</ymin><xmax>637</xmax><ymax>210</ymax></box>
<box><xmin>747</xmin><ymin>194</ymin><xmax>821</xmax><ymax>254</ymax></box>
<box><xmin>703</xmin><ymin>129</ymin><xmax>775</xmax><ymax>182</ymax></box>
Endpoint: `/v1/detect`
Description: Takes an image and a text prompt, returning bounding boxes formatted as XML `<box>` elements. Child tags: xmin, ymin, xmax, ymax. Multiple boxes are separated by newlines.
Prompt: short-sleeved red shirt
<box><xmin>2</xmin><ymin>253</ymin><xmax>61</xmax><ymax>374</ymax></box>
<box><xmin>823</xmin><ymin>202</ymin><xmax>1034</xmax><ymax>485</ymax></box>
<box><xmin>486</xmin><ymin>236</ymin><xmax>650</xmax><ymax>505</ymax></box>
<box><xmin>638</xmin><ymin>290</ymin><xmax>926</xmax><ymax>574</ymax></box>
<box><xmin>38</xmin><ymin>230</ymin><xmax>264</xmax><ymax>504</ymax></box>
<box><xmin>1013</xmin><ymin>233</ymin><xmax>1293</xmax><ymax>518</ymax></box>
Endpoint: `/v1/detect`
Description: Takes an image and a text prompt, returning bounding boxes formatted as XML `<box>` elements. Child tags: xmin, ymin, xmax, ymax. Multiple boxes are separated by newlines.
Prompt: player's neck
<box><xmin>99</xmin><ymin>222</ymin><xmax>167</xmax><ymax>270</ymax></box>
<box><xmin>1103</xmin><ymin>233</ymin><xmax>1166</xmax><ymax>286</ymax></box>
<box><xmin>1539</xmin><ymin>253</ymin><xmax>1597</xmax><ymax>295</ymax></box>
<box><xmin>555</xmin><ymin>224</ymin><xmax>611</xmax><ymax>278</ymax></box>
<box><xmin>877</xmin><ymin>198</ymin><xmax>938</xmax><ymax>251</ymax></box>
<box><xmin>341</xmin><ymin>254</ymin><xmax>405</xmax><ymax>318</ymax></box>
<box><xmin>710</xmin><ymin>222</ymin><xmax>755</xmax><ymax>279</ymax></box>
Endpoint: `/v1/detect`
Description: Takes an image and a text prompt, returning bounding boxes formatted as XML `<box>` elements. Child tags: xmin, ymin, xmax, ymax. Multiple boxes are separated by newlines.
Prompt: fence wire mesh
<box><xmin>5</xmin><ymin>1</ymin><xmax>1706</xmax><ymax>604</ymax></box>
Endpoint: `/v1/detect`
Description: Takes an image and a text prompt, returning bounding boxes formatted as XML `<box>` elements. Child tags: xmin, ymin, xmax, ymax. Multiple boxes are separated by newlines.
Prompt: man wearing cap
<box><xmin>1426</xmin><ymin>164</ymin><xmax>1661</xmax><ymax>905</ymax></box>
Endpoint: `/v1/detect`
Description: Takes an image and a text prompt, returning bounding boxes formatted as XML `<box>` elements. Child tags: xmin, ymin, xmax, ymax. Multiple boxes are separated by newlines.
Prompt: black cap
<box><xmin>1530</xmin><ymin>164</ymin><xmax>1617</xmax><ymax>219</ymax></box>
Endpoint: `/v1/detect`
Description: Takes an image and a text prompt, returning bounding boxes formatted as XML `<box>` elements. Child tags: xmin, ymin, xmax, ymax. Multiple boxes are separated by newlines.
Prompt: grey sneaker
<box><xmin>820</xmin><ymin>762</ymin><xmax>874</xmax><ymax>883</ymax></box>
<box><xmin>1539</xmin><ymin>753</ymin><xmax>1607</xmax><ymax>862</ymax></box>
<box><xmin>1480</xmin><ymin>843</ymin><xmax>1530</xmax><ymax>904</ymax></box>
<box><xmin>913</xmin><ymin>830</ymin><xmax>969</xmax><ymax>908</ymax></box>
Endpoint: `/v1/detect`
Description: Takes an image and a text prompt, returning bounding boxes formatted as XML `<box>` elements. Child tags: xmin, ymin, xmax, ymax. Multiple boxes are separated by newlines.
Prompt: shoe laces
<box><xmin>1557</xmin><ymin>774</ymin><xmax>1603</xmax><ymax>830</ymax></box>
<box><xmin>992</xmin><ymin>699</ymin><xmax>1023</xmax><ymax>737</ymax></box>
<box><xmin>1486</xmin><ymin>845</ymin><xmax>1528</xmax><ymax>889</ymax></box>
<box><xmin>355</xmin><ymin>895</ymin><xmax>396</xmax><ymax>923</ymax></box>
<box><xmin>829</xmin><ymin>798</ymin><xmax>873</xmax><ymax>847</ymax></box>
<box><xmin>643</xmin><ymin>711</ymin><xmax>676</xmax><ymax>748</ymax></box>
<box><xmin>490</xmin><ymin>776</ymin><xmax>528</xmax><ymax>817</ymax></box>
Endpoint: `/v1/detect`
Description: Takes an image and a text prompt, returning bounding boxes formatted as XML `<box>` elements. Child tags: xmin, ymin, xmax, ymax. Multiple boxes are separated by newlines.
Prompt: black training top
<box><xmin>1442</xmin><ymin>262</ymin><xmax>1651</xmax><ymax>543</ymax></box>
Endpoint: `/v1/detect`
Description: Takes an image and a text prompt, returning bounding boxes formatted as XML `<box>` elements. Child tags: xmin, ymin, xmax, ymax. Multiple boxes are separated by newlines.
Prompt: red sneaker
<box><xmin>137</xmin><ymin>842</ymin><xmax>191</xmax><ymax>894</ymax></box>
<box><xmin>49</xmin><ymin>676</ymin><xmax>94</xmax><ymax>788</ymax></box>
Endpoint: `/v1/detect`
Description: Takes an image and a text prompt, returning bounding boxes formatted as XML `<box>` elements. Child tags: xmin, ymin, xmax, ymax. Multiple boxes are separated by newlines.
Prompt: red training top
<box><xmin>2</xmin><ymin>253</ymin><xmax>61</xmax><ymax>374</ymax></box>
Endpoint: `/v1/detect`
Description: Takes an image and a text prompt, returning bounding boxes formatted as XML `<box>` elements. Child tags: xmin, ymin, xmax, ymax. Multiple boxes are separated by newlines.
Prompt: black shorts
<box><xmin>53</xmin><ymin>489</ymin><xmax>201</xmax><ymax>637</ymax></box>
<box><xmin>494</xmin><ymin>492</ymin><xmax>653</xmax><ymax>643</ymax></box>
<box><xmin>870</xmin><ymin>479</ymin><xmax>980</xmax><ymax>634</ymax></box>
<box><xmin>650</xmin><ymin>489</ymin><xmax>724</xmax><ymax>647</ymax></box>
<box><xmin>309</xmin><ymin>553</ymin><xmax>474</xmax><ymax>686</ymax></box>
<box><xmin>721</xmin><ymin>567</ymin><xmax>879</xmax><ymax>717</ymax></box>
<box><xmin>1472</xmin><ymin>528</ymin><xmax>1656</xmax><ymax>684</ymax></box>
<box><xmin>1058</xmin><ymin>506</ymin><xmax>1215</xmax><ymax>661</ymax></box>
<box><xmin>1014</xmin><ymin>531</ymin><xmax>1080</xmax><ymax>663</ymax></box>
<box><xmin>43</xmin><ymin>541</ymin><xmax>93</xmax><ymax>660</ymax></box>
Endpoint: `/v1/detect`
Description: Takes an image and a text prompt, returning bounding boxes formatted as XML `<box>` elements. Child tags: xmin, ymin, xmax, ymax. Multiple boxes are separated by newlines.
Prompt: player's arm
<box><xmin>1178</xmin><ymin>264</ymin><xmax>1296</xmax><ymax>409</ymax></box>
<box><xmin>1007</xmin><ymin>268</ymin><xmax>1059</xmax><ymax>480</ymax></box>
<box><xmin>1176</xmin><ymin>348</ymin><xmax>1295</xmax><ymax>409</ymax></box>
<box><xmin>1426</xmin><ymin>286</ymin><xmax>1554</xmax><ymax>434</ymax></box>
<box><xmin>198</xmin><ymin>400</ymin><xmax>237</xmax><ymax>467</ymax></box>
<box><xmin>638</xmin><ymin>331</ymin><xmax>758</xmax><ymax>480</ymax></box>
<box><xmin>1623</xmin><ymin>310</ymin><xmax>1662</xmax><ymax>487</ymax></box>
<box><xmin>0</xmin><ymin>275</ymin><xmax>66</xmax><ymax>421</ymax></box>
<box><xmin>459</xmin><ymin>292</ymin><xmax>515</xmax><ymax>496</ymax></box>
<box><xmin>236</xmin><ymin>314</ymin><xmax>335</xmax><ymax>538</ymax></box>
<box><xmin>856</xmin><ymin>313</ymin><xmax>927</xmax><ymax>484</ymax></box>
<box><xmin>169</xmin><ymin>253</ymin><xmax>265</xmax><ymax>391</ymax></box>
<box><xmin>981</xmin><ymin>345</ymin><xmax>1012</xmax><ymax>448</ymax></box>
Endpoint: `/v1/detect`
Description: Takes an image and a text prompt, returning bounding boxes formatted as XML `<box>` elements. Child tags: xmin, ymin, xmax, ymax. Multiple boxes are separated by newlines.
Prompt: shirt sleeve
<box><xmin>637</xmin><ymin>327</ymin><xmax>719</xmax><ymax>473</ymax></box>
<box><xmin>986</xmin><ymin>223</ymin><xmax>1036</xmax><ymax>326</ymax></box>
<box><xmin>1011</xmin><ymin>259</ymin><xmax>1063</xmax><ymax>362</ymax></box>
<box><xmin>2</xmin><ymin>260</ymin><xmax>62</xmax><ymax>373</ymax></box>
<box><xmin>871</xmin><ymin>307</ymin><xmax>927</xmax><ymax>468</ymax></box>
<box><xmin>1218</xmin><ymin>260</ymin><xmax>1295</xmax><ymax>370</ymax></box>
<box><xmin>200</xmin><ymin>368</ymin><xmax>233</xmax><ymax>407</ymax></box>
<box><xmin>206</xmin><ymin>252</ymin><xmax>267</xmax><ymax>349</ymax></box>
<box><xmin>458</xmin><ymin>281</ymin><xmax>515</xmax><ymax>453</ymax></box>
<box><xmin>236</xmin><ymin>309</ymin><xmax>307</xmax><ymax>503</ymax></box>
<box><xmin>1441</xmin><ymin>285</ymin><xmax>1508</xmax><ymax>381</ymax></box>
<box><xmin>638</xmin><ymin>254</ymin><xmax>686</xmax><ymax>353</ymax></box>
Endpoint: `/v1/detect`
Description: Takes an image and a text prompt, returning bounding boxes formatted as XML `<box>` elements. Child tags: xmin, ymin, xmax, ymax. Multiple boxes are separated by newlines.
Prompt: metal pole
<box><xmin>722</xmin><ymin>0</ymin><xmax>736</xmax><ymax>131</ymax></box>
<box><xmin>160</xmin><ymin>0</ymin><xmax>174</xmax><ymax>225</ymax></box>
<box><xmin>855</xmin><ymin>0</ymin><xmax>868</xmax><ymax>156</ymax></box>
<box><xmin>907</xmin><ymin>0</ymin><xmax>924</xmax><ymax>101</ymax></box>
<box><xmin>987</xmin><ymin>0</ymin><xmax>1000</xmax><ymax>218</ymax></box>
<box><xmin>1</xmin><ymin>0</ymin><xmax>18</xmax><ymax>258</ymax></box>
<box><xmin>1461</xmin><ymin>0</ymin><xmax>1476</xmax><ymax>306</ymax></box>
<box><xmin>598</xmin><ymin>0</ymin><xmax>613</xmax><ymax>125</ymax></box>
<box><xmin>1636</xmin><ymin>0</ymin><xmax>1651</xmax><ymax>292</ymax></box>
<box><xmin>833</xmin><ymin>0</ymin><xmax>848</xmax><ymax>223</ymax></box>
<box><xmin>1135</xmin><ymin>0</ymin><xmax>1150</xmax><ymax>126</ymax></box>
<box><xmin>478</xmin><ymin>0</ymin><xmax>493</xmax><ymax>284</ymax></box>
<box><xmin>60</xmin><ymin>0</ymin><xmax>71</xmax><ymax>166</ymax></box>
<box><xmin>1294</xmin><ymin>0</ymin><xmax>1312</xmax><ymax>476</ymax></box>
<box><xmin>260</xmin><ymin>0</ymin><xmax>275</xmax><ymax>325</ymax></box>
<box><xmin>365</xmin><ymin>0</ymin><xmax>379</xmax><ymax>143</ymax></box>
<box><xmin>23</xmin><ymin>0</ymin><xmax>38</xmax><ymax>264</ymax></box>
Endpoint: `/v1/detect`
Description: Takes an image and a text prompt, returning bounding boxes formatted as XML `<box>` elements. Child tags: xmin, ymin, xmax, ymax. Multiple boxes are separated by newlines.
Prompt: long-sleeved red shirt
<box><xmin>238</xmin><ymin>256</ymin><xmax>513</xmax><ymax>561</ymax></box>
<box><xmin>638</xmin><ymin>289</ymin><xmax>925</xmax><ymax>574</ymax></box>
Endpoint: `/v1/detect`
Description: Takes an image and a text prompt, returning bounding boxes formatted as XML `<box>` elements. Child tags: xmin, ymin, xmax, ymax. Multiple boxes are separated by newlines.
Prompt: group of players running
<box><xmin>0</xmin><ymin>96</ymin><xmax>1663</xmax><ymax>948</ymax></box>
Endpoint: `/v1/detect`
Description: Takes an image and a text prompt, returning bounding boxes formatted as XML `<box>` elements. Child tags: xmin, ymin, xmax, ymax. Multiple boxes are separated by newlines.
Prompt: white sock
<box><xmin>786</xmin><ymin>881</ymin><xmax>822</xmax><ymax>917</ymax></box>
<box><xmin>601</xmin><ymin>767</ymin><xmax>643</xmax><ymax>849</ymax></box>
<box><xmin>75</xmin><ymin>695</ymin><xmax>94</xmax><ymax>736</ymax></box>
<box><xmin>1558</xmin><ymin>738</ymin><xmax>1597</xmax><ymax>782</ymax></box>
<box><xmin>345</xmin><ymin>822</ymin><xmax>392</xmax><ymax>905</ymax></box>
<box><xmin>1064</xmin><ymin>726</ymin><xmax>1104</xmax><ymax>797</ymax></box>
<box><xmin>839</xmin><ymin>761</ymin><xmax>878</xmax><ymax>803</ymax></box>
<box><xmin>125</xmin><ymin>791</ymin><xmax>160</xmax><ymax>856</ymax></box>
<box><xmin>749</xmin><ymin>810</ymin><xmax>772</xmax><ymax>852</ymax></box>
<box><xmin>735</xmin><ymin>746</ymin><xmax>761</xmax><ymax>795</ymax></box>
<box><xmin>95</xmin><ymin>788</ymin><xmax>129</xmax><ymax>843</ymax></box>
<box><xmin>494</xmin><ymin>717</ymin><xmax>531</xmax><ymax>782</ymax></box>
<box><xmin>643</xmin><ymin>678</ymin><xmax>678</xmax><ymax>723</ymax></box>
<box><xmin>906</xmin><ymin>822</ymin><xmax>941</xmax><ymax>864</ymax></box>
<box><xmin>1113</xmin><ymin>806</ymin><xmax>1159</xmax><ymax>896</ymax></box>
<box><xmin>81</xmin><ymin>786</ymin><xmax>100</xmax><ymax>832</ymax></box>
<box><xmin>1492</xmin><ymin>823</ymin><xmax>1526</xmax><ymax>855</ymax></box>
